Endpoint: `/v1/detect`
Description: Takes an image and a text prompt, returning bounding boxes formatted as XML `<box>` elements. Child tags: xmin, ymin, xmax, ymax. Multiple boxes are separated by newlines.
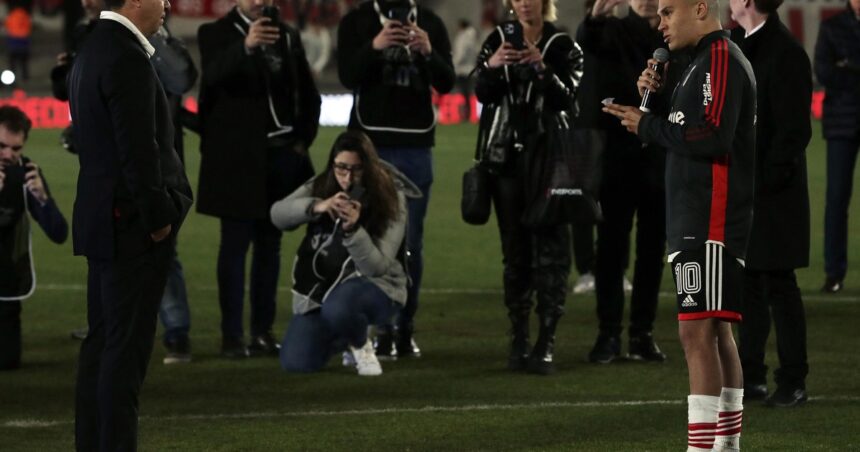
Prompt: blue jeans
<box><xmin>824</xmin><ymin>137</ymin><xmax>860</xmax><ymax>280</ymax></box>
<box><xmin>159</xmin><ymin>252</ymin><xmax>190</xmax><ymax>344</ymax></box>
<box><xmin>376</xmin><ymin>146</ymin><xmax>432</xmax><ymax>330</ymax></box>
<box><xmin>217</xmin><ymin>218</ymin><xmax>282</xmax><ymax>339</ymax></box>
<box><xmin>280</xmin><ymin>278</ymin><xmax>396</xmax><ymax>372</ymax></box>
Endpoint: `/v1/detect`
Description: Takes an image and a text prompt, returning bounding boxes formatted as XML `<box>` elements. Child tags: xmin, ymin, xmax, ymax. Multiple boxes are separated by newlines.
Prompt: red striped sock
<box><xmin>713</xmin><ymin>387</ymin><xmax>744</xmax><ymax>451</ymax></box>
<box><xmin>687</xmin><ymin>394</ymin><xmax>719</xmax><ymax>451</ymax></box>
<box><xmin>688</xmin><ymin>422</ymin><xmax>717</xmax><ymax>451</ymax></box>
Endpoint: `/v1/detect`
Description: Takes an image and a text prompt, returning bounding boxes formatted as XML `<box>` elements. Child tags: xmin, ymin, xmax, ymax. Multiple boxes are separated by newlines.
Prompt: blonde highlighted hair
<box><xmin>504</xmin><ymin>0</ymin><xmax>558</xmax><ymax>22</ymax></box>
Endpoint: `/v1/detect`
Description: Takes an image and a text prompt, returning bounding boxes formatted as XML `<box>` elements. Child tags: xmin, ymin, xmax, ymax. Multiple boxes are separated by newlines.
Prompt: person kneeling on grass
<box><xmin>270</xmin><ymin>130</ymin><xmax>419</xmax><ymax>376</ymax></box>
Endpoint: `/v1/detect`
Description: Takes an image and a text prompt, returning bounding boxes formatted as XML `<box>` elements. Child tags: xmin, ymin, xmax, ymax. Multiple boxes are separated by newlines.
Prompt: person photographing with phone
<box><xmin>337</xmin><ymin>0</ymin><xmax>454</xmax><ymax>360</ymax></box>
<box><xmin>474</xmin><ymin>0</ymin><xmax>583</xmax><ymax>374</ymax></box>
<box><xmin>271</xmin><ymin>131</ymin><xmax>419</xmax><ymax>376</ymax></box>
<box><xmin>197</xmin><ymin>0</ymin><xmax>321</xmax><ymax>359</ymax></box>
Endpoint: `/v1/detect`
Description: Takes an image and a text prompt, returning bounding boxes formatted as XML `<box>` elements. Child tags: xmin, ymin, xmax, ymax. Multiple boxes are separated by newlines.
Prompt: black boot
<box><xmin>374</xmin><ymin>325</ymin><xmax>397</xmax><ymax>361</ymax></box>
<box><xmin>527</xmin><ymin>315</ymin><xmax>560</xmax><ymax>375</ymax></box>
<box><xmin>395</xmin><ymin>323</ymin><xmax>421</xmax><ymax>358</ymax></box>
<box><xmin>507</xmin><ymin>315</ymin><xmax>530</xmax><ymax>371</ymax></box>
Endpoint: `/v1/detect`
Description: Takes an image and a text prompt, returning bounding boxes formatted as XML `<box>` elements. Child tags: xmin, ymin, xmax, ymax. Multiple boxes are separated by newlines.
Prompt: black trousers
<box><xmin>490</xmin><ymin>170</ymin><xmax>571</xmax><ymax>321</ymax></box>
<box><xmin>594</xmin><ymin>141</ymin><xmax>666</xmax><ymax>338</ymax></box>
<box><xmin>217</xmin><ymin>217</ymin><xmax>282</xmax><ymax>340</ymax></box>
<box><xmin>0</xmin><ymin>300</ymin><xmax>21</xmax><ymax>370</ymax></box>
<box><xmin>740</xmin><ymin>269</ymin><xmax>808</xmax><ymax>390</ymax></box>
<box><xmin>75</xmin><ymin>238</ymin><xmax>172</xmax><ymax>452</ymax></box>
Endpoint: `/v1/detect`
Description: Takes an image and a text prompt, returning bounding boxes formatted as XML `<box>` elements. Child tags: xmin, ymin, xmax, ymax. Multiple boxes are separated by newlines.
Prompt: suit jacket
<box><xmin>731</xmin><ymin>15</ymin><xmax>811</xmax><ymax>270</ymax></box>
<box><xmin>197</xmin><ymin>8</ymin><xmax>321</xmax><ymax>220</ymax></box>
<box><xmin>68</xmin><ymin>19</ymin><xmax>193</xmax><ymax>260</ymax></box>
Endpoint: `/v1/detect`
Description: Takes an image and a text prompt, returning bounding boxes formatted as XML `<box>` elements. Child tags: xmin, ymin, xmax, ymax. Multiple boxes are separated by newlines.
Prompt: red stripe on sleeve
<box><xmin>705</xmin><ymin>40</ymin><xmax>729</xmax><ymax>128</ymax></box>
<box><xmin>713</xmin><ymin>40</ymin><xmax>729</xmax><ymax>127</ymax></box>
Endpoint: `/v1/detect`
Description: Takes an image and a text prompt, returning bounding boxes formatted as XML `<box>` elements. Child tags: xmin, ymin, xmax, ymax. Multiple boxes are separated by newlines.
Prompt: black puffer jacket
<box><xmin>474</xmin><ymin>21</ymin><xmax>583</xmax><ymax>175</ymax></box>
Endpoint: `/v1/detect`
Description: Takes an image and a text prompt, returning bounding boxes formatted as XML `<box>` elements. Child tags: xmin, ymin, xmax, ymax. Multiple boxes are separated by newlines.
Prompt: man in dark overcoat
<box><xmin>197</xmin><ymin>0</ymin><xmax>320</xmax><ymax>358</ymax></box>
<box><xmin>729</xmin><ymin>0</ymin><xmax>812</xmax><ymax>408</ymax></box>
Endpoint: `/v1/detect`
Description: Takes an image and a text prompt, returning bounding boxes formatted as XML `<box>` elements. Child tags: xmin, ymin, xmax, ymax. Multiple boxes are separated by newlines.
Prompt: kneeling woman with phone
<box><xmin>270</xmin><ymin>131</ymin><xmax>417</xmax><ymax>376</ymax></box>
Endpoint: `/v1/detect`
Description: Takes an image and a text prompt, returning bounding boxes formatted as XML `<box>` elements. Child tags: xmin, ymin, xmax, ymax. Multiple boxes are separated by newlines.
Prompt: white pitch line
<box><xmin>4</xmin><ymin>396</ymin><xmax>859</xmax><ymax>429</ymax></box>
<box><xmin>32</xmin><ymin>284</ymin><xmax>860</xmax><ymax>303</ymax></box>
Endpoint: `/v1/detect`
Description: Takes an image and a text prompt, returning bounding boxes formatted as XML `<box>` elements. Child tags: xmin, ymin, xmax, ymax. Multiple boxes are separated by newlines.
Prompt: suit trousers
<box><xmin>75</xmin><ymin>238</ymin><xmax>172</xmax><ymax>452</ymax></box>
<box><xmin>739</xmin><ymin>269</ymin><xmax>808</xmax><ymax>390</ymax></box>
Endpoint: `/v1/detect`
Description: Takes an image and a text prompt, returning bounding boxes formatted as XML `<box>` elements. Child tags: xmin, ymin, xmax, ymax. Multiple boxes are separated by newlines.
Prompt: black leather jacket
<box><xmin>474</xmin><ymin>21</ymin><xmax>583</xmax><ymax>174</ymax></box>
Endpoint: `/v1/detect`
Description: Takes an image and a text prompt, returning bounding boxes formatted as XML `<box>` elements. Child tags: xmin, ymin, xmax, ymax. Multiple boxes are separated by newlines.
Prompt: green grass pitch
<box><xmin>1</xmin><ymin>123</ymin><xmax>859</xmax><ymax>451</ymax></box>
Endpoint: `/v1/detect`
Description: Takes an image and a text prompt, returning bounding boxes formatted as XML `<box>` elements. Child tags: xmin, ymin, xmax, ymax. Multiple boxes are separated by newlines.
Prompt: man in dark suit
<box><xmin>67</xmin><ymin>0</ymin><xmax>193</xmax><ymax>448</ymax></box>
<box><xmin>197</xmin><ymin>0</ymin><xmax>320</xmax><ymax>359</ymax></box>
<box><xmin>729</xmin><ymin>0</ymin><xmax>812</xmax><ymax>408</ymax></box>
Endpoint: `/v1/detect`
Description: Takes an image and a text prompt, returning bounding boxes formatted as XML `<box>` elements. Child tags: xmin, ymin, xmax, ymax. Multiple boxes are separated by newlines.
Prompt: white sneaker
<box><xmin>350</xmin><ymin>339</ymin><xmax>382</xmax><ymax>376</ymax></box>
<box><xmin>623</xmin><ymin>276</ymin><xmax>633</xmax><ymax>293</ymax></box>
<box><xmin>572</xmin><ymin>272</ymin><xmax>595</xmax><ymax>294</ymax></box>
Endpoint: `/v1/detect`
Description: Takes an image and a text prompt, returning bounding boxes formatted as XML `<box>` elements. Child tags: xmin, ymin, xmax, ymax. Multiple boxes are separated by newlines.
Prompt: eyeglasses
<box><xmin>333</xmin><ymin>162</ymin><xmax>364</xmax><ymax>176</ymax></box>
<box><xmin>0</xmin><ymin>141</ymin><xmax>23</xmax><ymax>152</ymax></box>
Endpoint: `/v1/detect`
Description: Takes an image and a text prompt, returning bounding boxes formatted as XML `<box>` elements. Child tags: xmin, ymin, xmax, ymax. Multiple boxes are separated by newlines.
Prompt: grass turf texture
<box><xmin>1</xmin><ymin>123</ymin><xmax>859</xmax><ymax>451</ymax></box>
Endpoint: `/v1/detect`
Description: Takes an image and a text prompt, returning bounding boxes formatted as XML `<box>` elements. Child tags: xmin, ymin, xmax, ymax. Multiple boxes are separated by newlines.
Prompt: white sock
<box><xmin>687</xmin><ymin>394</ymin><xmax>719</xmax><ymax>452</ymax></box>
<box><xmin>713</xmin><ymin>387</ymin><xmax>743</xmax><ymax>451</ymax></box>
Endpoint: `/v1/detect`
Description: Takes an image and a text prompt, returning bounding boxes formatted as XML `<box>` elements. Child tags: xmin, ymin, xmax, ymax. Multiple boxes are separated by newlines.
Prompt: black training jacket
<box><xmin>638</xmin><ymin>30</ymin><xmax>756</xmax><ymax>259</ymax></box>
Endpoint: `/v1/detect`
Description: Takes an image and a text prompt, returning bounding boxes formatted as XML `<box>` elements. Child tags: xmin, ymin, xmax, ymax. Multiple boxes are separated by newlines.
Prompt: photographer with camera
<box><xmin>0</xmin><ymin>106</ymin><xmax>68</xmax><ymax>370</ymax></box>
<box><xmin>271</xmin><ymin>131</ymin><xmax>418</xmax><ymax>376</ymax></box>
<box><xmin>337</xmin><ymin>0</ymin><xmax>454</xmax><ymax>359</ymax></box>
<box><xmin>197</xmin><ymin>0</ymin><xmax>321</xmax><ymax>359</ymax></box>
<box><xmin>474</xmin><ymin>0</ymin><xmax>583</xmax><ymax>374</ymax></box>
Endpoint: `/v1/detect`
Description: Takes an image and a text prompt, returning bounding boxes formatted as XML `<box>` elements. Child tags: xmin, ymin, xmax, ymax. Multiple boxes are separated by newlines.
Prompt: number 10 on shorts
<box><xmin>675</xmin><ymin>262</ymin><xmax>701</xmax><ymax>295</ymax></box>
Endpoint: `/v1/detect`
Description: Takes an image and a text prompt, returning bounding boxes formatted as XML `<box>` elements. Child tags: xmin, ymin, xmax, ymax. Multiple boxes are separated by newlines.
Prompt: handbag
<box><xmin>461</xmin><ymin>164</ymin><xmax>492</xmax><ymax>225</ymax></box>
<box><xmin>521</xmin><ymin>111</ymin><xmax>603</xmax><ymax>227</ymax></box>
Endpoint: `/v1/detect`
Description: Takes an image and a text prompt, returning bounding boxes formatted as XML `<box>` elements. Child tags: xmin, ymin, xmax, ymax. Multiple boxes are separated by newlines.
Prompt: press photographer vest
<box><xmin>0</xmin><ymin>169</ymin><xmax>34</xmax><ymax>301</ymax></box>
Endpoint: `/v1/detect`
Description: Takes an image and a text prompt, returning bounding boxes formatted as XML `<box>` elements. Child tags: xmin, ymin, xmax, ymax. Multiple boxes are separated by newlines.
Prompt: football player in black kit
<box><xmin>603</xmin><ymin>0</ymin><xmax>756</xmax><ymax>450</ymax></box>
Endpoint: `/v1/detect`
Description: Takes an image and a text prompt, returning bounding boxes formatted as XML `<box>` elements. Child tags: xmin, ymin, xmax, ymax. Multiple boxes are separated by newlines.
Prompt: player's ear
<box><xmin>695</xmin><ymin>0</ymin><xmax>708</xmax><ymax>20</ymax></box>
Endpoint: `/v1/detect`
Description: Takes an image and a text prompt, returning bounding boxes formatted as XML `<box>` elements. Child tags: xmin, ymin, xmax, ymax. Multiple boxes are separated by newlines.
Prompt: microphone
<box><xmin>640</xmin><ymin>48</ymin><xmax>670</xmax><ymax>113</ymax></box>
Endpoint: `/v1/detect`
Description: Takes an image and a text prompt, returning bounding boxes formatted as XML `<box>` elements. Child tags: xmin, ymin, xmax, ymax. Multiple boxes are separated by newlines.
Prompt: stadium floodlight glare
<box><xmin>1</xmin><ymin>70</ymin><xmax>15</xmax><ymax>86</ymax></box>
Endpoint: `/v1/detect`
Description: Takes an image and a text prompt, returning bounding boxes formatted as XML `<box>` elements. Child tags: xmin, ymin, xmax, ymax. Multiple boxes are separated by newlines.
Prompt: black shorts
<box><xmin>670</xmin><ymin>242</ymin><xmax>743</xmax><ymax>322</ymax></box>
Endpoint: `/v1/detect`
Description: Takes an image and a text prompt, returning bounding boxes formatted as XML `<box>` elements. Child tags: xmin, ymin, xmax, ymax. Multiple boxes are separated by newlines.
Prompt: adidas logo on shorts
<box><xmin>681</xmin><ymin>295</ymin><xmax>697</xmax><ymax>308</ymax></box>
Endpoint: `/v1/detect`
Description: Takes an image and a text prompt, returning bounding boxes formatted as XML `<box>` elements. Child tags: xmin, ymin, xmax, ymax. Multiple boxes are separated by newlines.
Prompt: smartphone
<box><xmin>347</xmin><ymin>184</ymin><xmax>366</xmax><ymax>202</ymax></box>
<box><xmin>501</xmin><ymin>21</ymin><xmax>525</xmax><ymax>50</ymax></box>
<box><xmin>261</xmin><ymin>5</ymin><xmax>280</xmax><ymax>24</ymax></box>
<box><xmin>387</xmin><ymin>5</ymin><xmax>412</xmax><ymax>25</ymax></box>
